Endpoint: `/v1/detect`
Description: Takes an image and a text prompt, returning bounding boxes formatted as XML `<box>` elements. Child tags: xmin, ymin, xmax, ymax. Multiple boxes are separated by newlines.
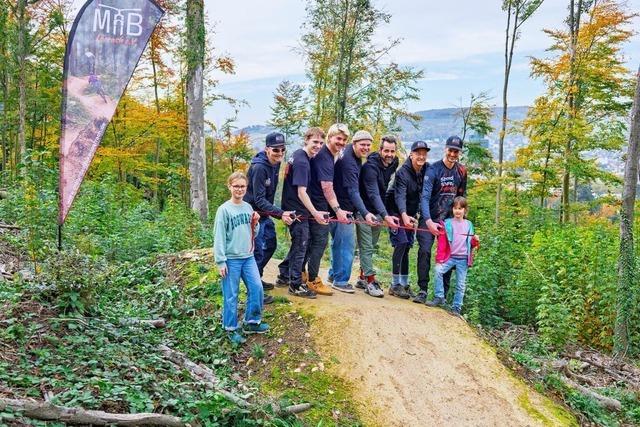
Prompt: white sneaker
<box><xmin>365</xmin><ymin>281</ymin><xmax>384</xmax><ymax>298</ymax></box>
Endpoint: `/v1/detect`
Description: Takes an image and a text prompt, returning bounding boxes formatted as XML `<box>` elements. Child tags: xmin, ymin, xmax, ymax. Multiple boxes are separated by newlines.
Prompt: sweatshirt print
<box><xmin>213</xmin><ymin>200</ymin><xmax>259</xmax><ymax>267</ymax></box>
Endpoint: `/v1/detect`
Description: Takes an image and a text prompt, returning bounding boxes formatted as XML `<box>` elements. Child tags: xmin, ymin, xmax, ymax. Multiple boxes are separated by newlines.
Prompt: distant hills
<box><xmin>240</xmin><ymin>106</ymin><xmax>529</xmax><ymax>161</ymax></box>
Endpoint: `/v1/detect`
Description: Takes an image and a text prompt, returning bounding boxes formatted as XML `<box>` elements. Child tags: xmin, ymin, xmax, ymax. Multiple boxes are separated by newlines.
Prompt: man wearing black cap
<box><xmin>418</xmin><ymin>135</ymin><xmax>468</xmax><ymax>304</ymax></box>
<box><xmin>244</xmin><ymin>132</ymin><xmax>295</xmax><ymax>304</ymax></box>
<box><xmin>387</xmin><ymin>140</ymin><xmax>429</xmax><ymax>299</ymax></box>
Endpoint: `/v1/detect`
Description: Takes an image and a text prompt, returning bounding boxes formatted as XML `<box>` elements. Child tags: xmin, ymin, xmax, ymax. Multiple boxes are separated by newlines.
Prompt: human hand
<box><xmin>251</xmin><ymin>211</ymin><xmax>260</xmax><ymax>226</ymax></box>
<box><xmin>364</xmin><ymin>213</ymin><xmax>379</xmax><ymax>226</ymax></box>
<box><xmin>384</xmin><ymin>215</ymin><xmax>399</xmax><ymax>230</ymax></box>
<box><xmin>313</xmin><ymin>211</ymin><xmax>329</xmax><ymax>225</ymax></box>
<box><xmin>336</xmin><ymin>208</ymin><xmax>351</xmax><ymax>223</ymax></box>
<box><xmin>218</xmin><ymin>264</ymin><xmax>227</xmax><ymax>278</ymax></box>
<box><xmin>426</xmin><ymin>219</ymin><xmax>442</xmax><ymax>236</ymax></box>
<box><xmin>282</xmin><ymin>211</ymin><xmax>294</xmax><ymax>225</ymax></box>
<box><xmin>401</xmin><ymin>213</ymin><xmax>417</xmax><ymax>228</ymax></box>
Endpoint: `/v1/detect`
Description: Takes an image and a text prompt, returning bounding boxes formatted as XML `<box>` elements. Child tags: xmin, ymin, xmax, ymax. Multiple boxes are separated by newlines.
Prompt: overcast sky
<box><xmin>204</xmin><ymin>0</ymin><xmax>640</xmax><ymax>129</ymax></box>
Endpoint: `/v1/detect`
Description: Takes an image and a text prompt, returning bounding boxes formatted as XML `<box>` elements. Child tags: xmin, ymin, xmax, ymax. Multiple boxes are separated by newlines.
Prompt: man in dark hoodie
<box><xmin>386</xmin><ymin>141</ymin><xmax>429</xmax><ymax>299</ymax></box>
<box><xmin>244</xmin><ymin>132</ymin><xmax>294</xmax><ymax>303</ymax></box>
<box><xmin>355</xmin><ymin>135</ymin><xmax>400</xmax><ymax>298</ymax></box>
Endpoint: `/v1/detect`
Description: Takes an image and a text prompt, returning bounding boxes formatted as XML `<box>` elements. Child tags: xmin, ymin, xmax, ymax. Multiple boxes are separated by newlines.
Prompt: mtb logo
<box><xmin>93</xmin><ymin>4</ymin><xmax>143</xmax><ymax>36</ymax></box>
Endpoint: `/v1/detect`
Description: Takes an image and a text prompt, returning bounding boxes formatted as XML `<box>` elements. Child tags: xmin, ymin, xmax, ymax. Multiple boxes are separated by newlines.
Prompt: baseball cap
<box><xmin>266</xmin><ymin>132</ymin><xmax>286</xmax><ymax>147</ymax></box>
<box><xmin>411</xmin><ymin>140</ymin><xmax>430</xmax><ymax>152</ymax></box>
<box><xmin>352</xmin><ymin>130</ymin><xmax>373</xmax><ymax>142</ymax></box>
<box><xmin>445</xmin><ymin>135</ymin><xmax>463</xmax><ymax>151</ymax></box>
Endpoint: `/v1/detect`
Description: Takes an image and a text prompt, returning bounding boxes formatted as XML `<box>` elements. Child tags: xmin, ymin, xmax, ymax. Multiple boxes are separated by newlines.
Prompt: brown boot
<box><xmin>307</xmin><ymin>276</ymin><xmax>334</xmax><ymax>296</ymax></box>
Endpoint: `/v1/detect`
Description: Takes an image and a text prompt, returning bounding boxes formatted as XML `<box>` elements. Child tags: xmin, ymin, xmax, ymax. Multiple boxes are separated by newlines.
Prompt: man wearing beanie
<box><xmin>328</xmin><ymin>130</ymin><xmax>379</xmax><ymax>293</ymax></box>
<box><xmin>355</xmin><ymin>135</ymin><xmax>400</xmax><ymax>297</ymax></box>
<box><xmin>244</xmin><ymin>131</ymin><xmax>294</xmax><ymax>304</ymax></box>
<box><xmin>419</xmin><ymin>135</ymin><xmax>468</xmax><ymax>304</ymax></box>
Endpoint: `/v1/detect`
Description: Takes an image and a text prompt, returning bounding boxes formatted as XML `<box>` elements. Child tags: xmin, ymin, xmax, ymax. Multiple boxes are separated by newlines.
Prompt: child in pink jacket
<box><xmin>426</xmin><ymin>197</ymin><xmax>479</xmax><ymax>315</ymax></box>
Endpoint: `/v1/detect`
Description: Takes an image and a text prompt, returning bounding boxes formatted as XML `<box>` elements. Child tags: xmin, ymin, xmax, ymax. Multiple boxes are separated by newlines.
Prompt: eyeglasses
<box><xmin>231</xmin><ymin>185</ymin><xmax>247</xmax><ymax>189</ymax></box>
<box><xmin>269</xmin><ymin>147</ymin><xmax>286</xmax><ymax>153</ymax></box>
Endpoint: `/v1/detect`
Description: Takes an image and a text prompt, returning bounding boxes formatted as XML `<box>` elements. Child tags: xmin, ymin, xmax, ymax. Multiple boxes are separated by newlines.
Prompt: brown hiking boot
<box><xmin>307</xmin><ymin>276</ymin><xmax>333</xmax><ymax>296</ymax></box>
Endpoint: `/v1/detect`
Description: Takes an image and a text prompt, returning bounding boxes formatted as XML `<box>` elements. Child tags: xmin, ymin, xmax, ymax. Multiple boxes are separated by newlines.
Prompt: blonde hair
<box><xmin>326</xmin><ymin>123</ymin><xmax>350</xmax><ymax>140</ymax></box>
<box><xmin>227</xmin><ymin>171</ymin><xmax>247</xmax><ymax>186</ymax></box>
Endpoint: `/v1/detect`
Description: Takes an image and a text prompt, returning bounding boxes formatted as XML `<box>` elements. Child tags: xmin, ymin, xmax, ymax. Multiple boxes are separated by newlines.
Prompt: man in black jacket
<box><xmin>386</xmin><ymin>141</ymin><xmax>429</xmax><ymax>299</ymax></box>
<box><xmin>244</xmin><ymin>132</ymin><xmax>294</xmax><ymax>302</ymax></box>
<box><xmin>329</xmin><ymin>130</ymin><xmax>378</xmax><ymax>293</ymax></box>
<box><xmin>355</xmin><ymin>135</ymin><xmax>400</xmax><ymax>297</ymax></box>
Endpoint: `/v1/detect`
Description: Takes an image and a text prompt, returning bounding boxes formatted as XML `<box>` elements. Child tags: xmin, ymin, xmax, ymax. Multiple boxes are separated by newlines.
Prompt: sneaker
<box><xmin>331</xmin><ymin>283</ymin><xmax>356</xmax><ymax>294</ymax></box>
<box><xmin>242</xmin><ymin>322</ymin><xmax>270</xmax><ymax>334</ymax></box>
<box><xmin>275</xmin><ymin>276</ymin><xmax>289</xmax><ymax>288</ymax></box>
<box><xmin>450</xmin><ymin>306</ymin><xmax>462</xmax><ymax>317</ymax></box>
<box><xmin>355</xmin><ymin>279</ymin><xmax>367</xmax><ymax>289</ymax></box>
<box><xmin>404</xmin><ymin>284</ymin><xmax>416</xmax><ymax>298</ymax></box>
<box><xmin>263</xmin><ymin>294</ymin><xmax>274</xmax><ymax>305</ymax></box>
<box><xmin>307</xmin><ymin>277</ymin><xmax>333</xmax><ymax>296</ymax></box>
<box><xmin>262</xmin><ymin>280</ymin><xmax>275</xmax><ymax>291</ymax></box>
<box><xmin>389</xmin><ymin>284</ymin><xmax>410</xmax><ymax>299</ymax></box>
<box><xmin>227</xmin><ymin>331</ymin><xmax>246</xmax><ymax>345</ymax></box>
<box><xmin>413</xmin><ymin>291</ymin><xmax>428</xmax><ymax>304</ymax></box>
<box><xmin>364</xmin><ymin>281</ymin><xmax>384</xmax><ymax>298</ymax></box>
<box><xmin>288</xmin><ymin>284</ymin><xmax>317</xmax><ymax>299</ymax></box>
<box><xmin>425</xmin><ymin>297</ymin><xmax>446</xmax><ymax>307</ymax></box>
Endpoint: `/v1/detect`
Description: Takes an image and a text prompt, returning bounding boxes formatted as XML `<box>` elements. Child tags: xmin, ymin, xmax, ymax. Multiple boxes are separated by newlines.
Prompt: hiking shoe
<box><xmin>426</xmin><ymin>297</ymin><xmax>446</xmax><ymax>307</ymax></box>
<box><xmin>413</xmin><ymin>291</ymin><xmax>428</xmax><ymax>304</ymax></box>
<box><xmin>307</xmin><ymin>277</ymin><xmax>333</xmax><ymax>296</ymax></box>
<box><xmin>262</xmin><ymin>280</ymin><xmax>275</xmax><ymax>291</ymax></box>
<box><xmin>288</xmin><ymin>284</ymin><xmax>317</xmax><ymax>299</ymax></box>
<box><xmin>242</xmin><ymin>322</ymin><xmax>270</xmax><ymax>334</ymax></box>
<box><xmin>263</xmin><ymin>294</ymin><xmax>274</xmax><ymax>305</ymax></box>
<box><xmin>364</xmin><ymin>281</ymin><xmax>384</xmax><ymax>298</ymax></box>
<box><xmin>227</xmin><ymin>331</ymin><xmax>246</xmax><ymax>345</ymax></box>
<box><xmin>389</xmin><ymin>284</ymin><xmax>410</xmax><ymax>299</ymax></box>
<box><xmin>331</xmin><ymin>283</ymin><xmax>356</xmax><ymax>294</ymax></box>
<box><xmin>275</xmin><ymin>276</ymin><xmax>289</xmax><ymax>288</ymax></box>
<box><xmin>450</xmin><ymin>306</ymin><xmax>462</xmax><ymax>316</ymax></box>
<box><xmin>355</xmin><ymin>279</ymin><xmax>367</xmax><ymax>289</ymax></box>
<box><xmin>404</xmin><ymin>284</ymin><xmax>416</xmax><ymax>298</ymax></box>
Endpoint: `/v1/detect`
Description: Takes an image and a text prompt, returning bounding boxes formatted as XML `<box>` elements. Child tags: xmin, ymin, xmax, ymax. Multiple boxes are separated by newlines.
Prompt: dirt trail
<box><xmin>264</xmin><ymin>263</ymin><xmax>575</xmax><ymax>427</ymax></box>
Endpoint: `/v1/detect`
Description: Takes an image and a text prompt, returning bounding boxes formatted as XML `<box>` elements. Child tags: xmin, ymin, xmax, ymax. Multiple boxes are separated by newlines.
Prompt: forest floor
<box><xmin>262</xmin><ymin>262</ymin><xmax>577</xmax><ymax>427</ymax></box>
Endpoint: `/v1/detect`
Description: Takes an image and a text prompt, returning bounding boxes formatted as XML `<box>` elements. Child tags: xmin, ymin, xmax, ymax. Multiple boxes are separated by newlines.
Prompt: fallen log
<box><xmin>0</xmin><ymin>397</ymin><xmax>185</xmax><ymax>426</ymax></box>
<box><xmin>158</xmin><ymin>345</ymin><xmax>310</xmax><ymax>416</ymax></box>
<box><xmin>559</xmin><ymin>377</ymin><xmax>622</xmax><ymax>412</ymax></box>
<box><xmin>0</xmin><ymin>223</ymin><xmax>20</xmax><ymax>230</ymax></box>
<box><xmin>121</xmin><ymin>318</ymin><xmax>166</xmax><ymax>329</ymax></box>
<box><xmin>158</xmin><ymin>345</ymin><xmax>251</xmax><ymax>408</ymax></box>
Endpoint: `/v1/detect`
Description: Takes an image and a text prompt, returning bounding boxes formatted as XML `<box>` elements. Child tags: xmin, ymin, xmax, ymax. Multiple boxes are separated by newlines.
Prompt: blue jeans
<box><xmin>328</xmin><ymin>221</ymin><xmax>356</xmax><ymax>286</ymax></box>
<box><xmin>434</xmin><ymin>257</ymin><xmax>469</xmax><ymax>310</ymax></box>
<box><xmin>221</xmin><ymin>257</ymin><xmax>263</xmax><ymax>331</ymax></box>
<box><xmin>254</xmin><ymin>217</ymin><xmax>277</xmax><ymax>277</ymax></box>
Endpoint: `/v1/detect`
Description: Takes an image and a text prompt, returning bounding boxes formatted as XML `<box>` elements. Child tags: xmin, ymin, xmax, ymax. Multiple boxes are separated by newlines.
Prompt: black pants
<box><xmin>416</xmin><ymin>218</ymin><xmax>452</xmax><ymax>295</ymax></box>
<box><xmin>254</xmin><ymin>217</ymin><xmax>277</xmax><ymax>277</ymax></box>
<box><xmin>303</xmin><ymin>220</ymin><xmax>330</xmax><ymax>281</ymax></box>
<box><xmin>278</xmin><ymin>220</ymin><xmax>309</xmax><ymax>288</ymax></box>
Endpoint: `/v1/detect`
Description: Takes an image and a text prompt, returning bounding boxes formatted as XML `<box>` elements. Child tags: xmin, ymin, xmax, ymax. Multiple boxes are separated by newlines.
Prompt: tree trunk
<box><xmin>150</xmin><ymin>40</ymin><xmax>163</xmax><ymax>207</ymax></box>
<box><xmin>16</xmin><ymin>0</ymin><xmax>28</xmax><ymax>166</ymax></box>
<box><xmin>496</xmin><ymin>2</ymin><xmax>518</xmax><ymax>225</ymax></box>
<box><xmin>186</xmin><ymin>0</ymin><xmax>208</xmax><ymax>221</ymax></box>
<box><xmin>614</xmin><ymin>65</ymin><xmax>640</xmax><ymax>356</ymax></box>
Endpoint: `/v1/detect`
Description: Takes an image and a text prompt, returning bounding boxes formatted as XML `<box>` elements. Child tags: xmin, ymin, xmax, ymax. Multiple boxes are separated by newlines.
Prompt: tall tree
<box><xmin>614</xmin><ymin>65</ymin><xmax>640</xmax><ymax>356</ymax></box>
<box><xmin>185</xmin><ymin>0</ymin><xmax>208</xmax><ymax>221</ymax></box>
<box><xmin>496</xmin><ymin>0</ymin><xmax>543</xmax><ymax>224</ymax></box>
<box><xmin>268</xmin><ymin>80</ymin><xmax>308</xmax><ymax>143</ymax></box>
<box><xmin>525</xmin><ymin>0</ymin><xmax>635</xmax><ymax>222</ymax></box>
<box><xmin>455</xmin><ymin>92</ymin><xmax>495</xmax><ymax>177</ymax></box>
<box><xmin>300</xmin><ymin>0</ymin><xmax>422</xmax><ymax>131</ymax></box>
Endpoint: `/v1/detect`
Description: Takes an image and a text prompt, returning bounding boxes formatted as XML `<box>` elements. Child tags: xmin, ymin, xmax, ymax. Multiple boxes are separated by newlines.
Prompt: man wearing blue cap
<box><xmin>244</xmin><ymin>132</ymin><xmax>295</xmax><ymax>304</ymax></box>
<box><xmin>417</xmin><ymin>135</ymin><xmax>468</xmax><ymax>304</ymax></box>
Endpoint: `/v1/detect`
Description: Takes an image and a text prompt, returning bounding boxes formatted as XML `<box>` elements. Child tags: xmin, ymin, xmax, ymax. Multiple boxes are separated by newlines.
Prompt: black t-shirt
<box><xmin>333</xmin><ymin>144</ymin><xmax>365</xmax><ymax>214</ymax></box>
<box><xmin>308</xmin><ymin>145</ymin><xmax>334</xmax><ymax>211</ymax></box>
<box><xmin>421</xmin><ymin>160</ymin><xmax>468</xmax><ymax>222</ymax></box>
<box><xmin>281</xmin><ymin>149</ymin><xmax>311</xmax><ymax>215</ymax></box>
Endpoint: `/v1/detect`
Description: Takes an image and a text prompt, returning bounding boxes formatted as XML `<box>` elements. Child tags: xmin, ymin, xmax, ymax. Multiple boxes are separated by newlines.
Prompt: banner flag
<box><xmin>59</xmin><ymin>0</ymin><xmax>164</xmax><ymax>224</ymax></box>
